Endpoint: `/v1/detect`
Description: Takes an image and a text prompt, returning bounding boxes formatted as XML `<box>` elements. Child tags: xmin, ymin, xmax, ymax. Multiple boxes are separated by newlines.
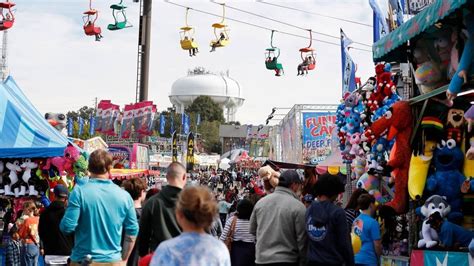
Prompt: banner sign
<box><xmin>302</xmin><ymin>112</ymin><xmax>337</xmax><ymax>164</ymax></box>
<box><xmin>108</xmin><ymin>145</ymin><xmax>132</xmax><ymax>169</ymax></box>
<box><xmin>159</xmin><ymin>114</ymin><xmax>166</xmax><ymax>135</ymax></box>
<box><xmin>172</xmin><ymin>131</ymin><xmax>178</xmax><ymax>162</ymax></box>
<box><xmin>186</xmin><ymin>132</ymin><xmax>195</xmax><ymax>171</ymax></box>
<box><xmin>89</xmin><ymin>115</ymin><xmax>95</xmax><ymax>136</ymax></box>
<box><xmin>78</xmin><ymin>117</ymin><xmax>84</xmax><ymax>136</ymax></box>
<box><xmin>67</xmin><ymin>118</ymin><xmax>73</xmax><ymax>137</ymax></box>
<box><xmin>410</xmin><ymin>250</ymin><xmax>472</xmax><ymax>266</ymax></box>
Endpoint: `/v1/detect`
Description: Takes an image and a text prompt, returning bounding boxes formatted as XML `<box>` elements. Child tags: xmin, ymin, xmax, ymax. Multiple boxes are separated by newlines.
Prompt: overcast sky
<box><xmin>9</xmin><ymin>0</ymin><xmax>375</xmax><ymax>125</ymax></box>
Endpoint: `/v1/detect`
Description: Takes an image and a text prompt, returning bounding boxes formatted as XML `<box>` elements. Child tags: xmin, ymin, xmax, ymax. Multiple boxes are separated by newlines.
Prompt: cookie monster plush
<box><xmin>426</xmin><ymin>139</ymin><xmax>465</xmax><ymax>222</ymax></box>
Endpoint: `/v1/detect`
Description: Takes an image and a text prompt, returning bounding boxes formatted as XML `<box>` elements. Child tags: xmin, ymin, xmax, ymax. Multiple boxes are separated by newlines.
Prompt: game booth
<box><xmin>337</xmin><ymin>0</ymin><xmax>474</xmax><ymax>264</ymax></box>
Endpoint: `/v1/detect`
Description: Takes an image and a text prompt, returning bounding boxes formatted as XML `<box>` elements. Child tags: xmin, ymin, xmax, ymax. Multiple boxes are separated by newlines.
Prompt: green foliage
<box><xmin>185</xmin><ymin>96</ymin><xmax>225</xmax><ymax>123</ymax></box>
<box><xmin>66</xmin><ymin>106</ymin><xmax>96</xmax><ymax>140</ymax></box>
<box><xmin>198</xmin><ymin>120</ymin><xmax>222</xmax><ymax>153</ymax></box>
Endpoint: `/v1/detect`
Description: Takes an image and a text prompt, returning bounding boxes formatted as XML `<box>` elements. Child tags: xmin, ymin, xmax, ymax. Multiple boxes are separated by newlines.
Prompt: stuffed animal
<box><xmin>45</xmin><ymin>112</ymin><xmax>67</xmax><ymax>134</ymax></box>
<box><xmin>365</xmin><ymin>101</ymin><xmax>413</xmax><ymax>214</ymax></box>
<box><xmin>341</xmin><ymin>112</ymin><xmax>362</xmax><ymax>135</ymax></box>
<box><xmin>415</xmin><ymin>61</ymin><xmax>446</xmax><ymax>94</ymax></box>
<box><xmin>73</xmin><ymin>152</ymin><xmax>89</xmax><ymax>185</ymax></box>
<box><xmin>361</xmin><ymin>77</ymin><xmax>376</xmax><ymax>102</ymax></box>
<box><xmin>368</xmin><ymin>137</ymin><xmax>389</xmax><ymax>172</ymax></box>
<box><xmin>258</xmin><ymin>166</ymin><xmax>280</xmax><ymax>193</ymax></box>
<box><xmin>465</xmin><ymin>105</ymin><xmax>474</xmax><ymax>133</ymax></box>
<box><xmin>5</xmin><ymin>161</ymin><xmax>22</xmax><ymax>197</ymax></box>
<box><xmin>447</xmin><ymin>12</ymin><xmax>474</xmax><ymax>103</ymax></box>
<box><xmin>408</xmin><ymin>140</ymin><xmax>437</xmax><ymax>200</ymax></box>
<box><xmin>343</xmin><ymin>93</ymin><xmax>360</xmax><ymax>116</ymax></box>
<box><xmin>20</xmin><ymin>159</ymin><xmax>38</xmax><ymax>196</ymax></box>
<box><xmin>426</xmin><ymin>139</ymin><xmax>465</xmax><ymax>222</ymax></box>
<box><xmin>446</xmin><ymin>108</ymin><xmax>465</xmax><ymax>144</ymax></box>
<box><xmin>357</xmin><ymin>173</ymin><xmax>383</xmax><ymax>203</ymax></box>
<box><xmin>349</xmin><ymin>132</ymin><xmax>364</xmax><ymax>156</ymax></box>
<box><xmin>417</xmin><ymin>195</ymin><xmax>451</xmax><ymax>249</ymax></box>
<box><xmin>466</xmin><ymin>137</ymin><xmax>474</xmax><ymax>161</ymax></box>
<box><xmin>43</xmin><ymin>144</ymin><xmax>80</xmax><ymax>177</ymax></box>
<box><xmin>0</xmin><ymin>161</ymin><xmax>5</xmax><ymax>194</ymax></box>
<box><xmin>352</xmin><ymin>157</ymin><xmax>366</xmax><ymax>180</ymax></box>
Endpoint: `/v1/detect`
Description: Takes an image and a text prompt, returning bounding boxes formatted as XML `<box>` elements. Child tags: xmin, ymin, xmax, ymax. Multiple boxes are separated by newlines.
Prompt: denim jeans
<box><xmin>22</xmin><ymin>243</ymin><xmax>39</xmax><ymax>266</ymax></box>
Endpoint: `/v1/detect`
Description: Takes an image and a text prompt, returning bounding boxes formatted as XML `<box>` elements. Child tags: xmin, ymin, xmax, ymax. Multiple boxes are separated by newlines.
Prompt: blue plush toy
<box><xmin>447</xmin><ymin>12</ymin><xmax>474</xmax><ymax>102</ymax></box>
<box><xmin>426</xmin><ymin>139</ymin><xmax>465</xmax><ymax>222</ymax></box>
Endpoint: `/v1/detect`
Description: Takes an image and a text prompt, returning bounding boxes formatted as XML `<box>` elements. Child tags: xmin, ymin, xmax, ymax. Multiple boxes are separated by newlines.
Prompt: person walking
<box><xmin>353</xmin><ymin>194</ymin><xmax>382</xmax><ymax>266</ymax></box>
<box><xmin>344</xmin><ymin>188</ymin><xmax>369</xmax><ymax>230</ymax></box>
<box><xmin>122</xmin><ymin>177</ymin><xmax>147</xmax><ymax>266</ymax></box>
<box><xmin>5</xmin><ymin>226</ymin><xmax>21</xmax><ymax>266</ymax></box>
<box><xmin>150</xmin><ymin>186</ymin><xmax>230</xmax><ymax>266</ymax></box>
<box><xmin>220</xmin><ymin>198</ymin><xmax>256</xmax><ymax>266</ymax></box>
<box><xmin>306</xmin><ymin>173</ymin><xmax>354</xmax><ymax>266</ymax></box>
<box><xmin>38</xmin><ymin>184</ymin><xmax>74</xmax><ymax>257</ymax></box>
<box><xmin>18</xmin><ymin>200</ymin><xmax>40</xmax><ymax>266</ymax></box>
<box><xmin>250</xmin><ymin>170</ymin><xmax>307</xmax><ymax>266</ymax></box>
<box><xmin>217</xmin><ymin>196</ymin><xmax>232</xmax><ymax>226</ymax></box>
<box><xmin>60</xmin><ymin>149</ymin><xmax>139</xmax><ymax>265</ymax></box>
<box><xmin>138</xmin><ymin>162</ymin><xmax>188</xmax><ymax>257</ymax></box>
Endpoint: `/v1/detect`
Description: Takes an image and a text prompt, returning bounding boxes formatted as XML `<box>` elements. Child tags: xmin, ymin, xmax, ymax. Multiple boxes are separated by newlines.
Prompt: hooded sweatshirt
<box><xmin>138</xmin><ymin>185</ymin><xmax>182</xmax><ymax>256</ymax></box>
<box><xmin>306</xmin><ymin>200</ymin><xmax>355</xmax><ymax>266</ymax></box>
<box><xmin>38</xmin><ymin>201</ymin><xmax>74</xmax><ymax>256</ymax></box>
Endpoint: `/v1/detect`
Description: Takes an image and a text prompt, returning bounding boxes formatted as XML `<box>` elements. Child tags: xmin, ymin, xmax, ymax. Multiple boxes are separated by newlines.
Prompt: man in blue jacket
<box><xmin>60</xmin><ymin>149</ymin><xmax>138</xmax><ymax>265</ymax></box>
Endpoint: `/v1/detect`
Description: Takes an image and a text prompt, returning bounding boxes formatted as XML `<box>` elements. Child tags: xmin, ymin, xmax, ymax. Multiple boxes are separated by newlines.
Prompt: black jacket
<box><xmin>138</xmin><ymin>185</ymin><xmax>182</xmax><ymax>257</ymax></box>
<box><xmin>38</xmin><ymin>201</ymin><xmax>74</xmax><ymax>256</ymax></box>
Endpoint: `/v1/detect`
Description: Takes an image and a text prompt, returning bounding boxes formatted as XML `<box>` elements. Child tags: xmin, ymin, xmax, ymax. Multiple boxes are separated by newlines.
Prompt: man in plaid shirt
<box><xmin>6</xmin><ymin>226</ymin><xmax>21</xmax><ymax>266</ymax></box>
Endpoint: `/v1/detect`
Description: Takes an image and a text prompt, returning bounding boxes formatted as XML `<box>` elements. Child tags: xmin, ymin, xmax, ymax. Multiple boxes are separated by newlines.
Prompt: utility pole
<box><xmin>0</xmin><ymin>31</ymin><xmax>9</xmax><ymax>81</ymax></box>
<box><xmin>135</xmin><ymin>0</ymin><xmax>153</xmax><ymax>103</ymax></box>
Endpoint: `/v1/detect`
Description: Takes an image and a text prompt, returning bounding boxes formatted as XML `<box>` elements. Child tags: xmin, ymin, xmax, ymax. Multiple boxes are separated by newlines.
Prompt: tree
<box><xmin>185</xmin><ymin>96</ymin><xmax>225</xmax><ymax>123</ymax></box>
<box><xmin>66</xmin><ymin>106</ymin><xmax>95</xmax><ymax>121</ymax></box>
<box><xmin>198</xmin><ymin>120</ymin><xmax>221</xmax><ymax>153</ymax></box>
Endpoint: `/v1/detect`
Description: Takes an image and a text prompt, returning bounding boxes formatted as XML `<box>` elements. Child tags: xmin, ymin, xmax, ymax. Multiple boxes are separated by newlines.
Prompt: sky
<box><xmin>9</xmin><ymin>0</ymin><xmax>375</xmax><ymax>125</ymax></box>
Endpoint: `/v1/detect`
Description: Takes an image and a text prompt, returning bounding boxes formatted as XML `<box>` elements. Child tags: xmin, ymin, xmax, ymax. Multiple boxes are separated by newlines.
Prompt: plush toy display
<box><xmin>447</xmin><ymin>12</ymin><xmax>474</xmax><ymax>103</ymax></box>
<box><xmin>349</xmin><ymin>132</ymin><xmax>364</xmax><ymax>156</ymax></box>
<box><xmin>5</xmin><ymin>161</ymin><xmax>22</xmax><ymax>197</ymax></box>
<box><xmin>73</xmin><ymin>152</ymin><xmax>89</xmax><ymax>185</ymax></box>
<box><xmin>425</xmin><ymin>139</ymin><xmax>465</xmax><ymax>222</ymax></box>
<box><xmin>43</xmin><ymin>144</ymin><xmax>80</xmax><ymax>177</ymax></box>
<box><xmin>258</xmin><ymin>165</ymin><xmax>280</xmax><ymax>193</ymax></box>
<box><xmin>365</xmin><ymin>101</ymin><xmax>413</xmax><ymax>214</ymax></box>
<box><xmin>408</xmin><ymin>140</ymin><xmax>437</xmax><ymax>200</ymax></box>
<box><xmin>352</xmin><ymin>157</ymin><xmax>366</xmax><ymax>181</ymax></box>
<box><xmin>418</xmin><ymin>195</ymin><xmax>451</xmax><ymax>249</ymax></box>
<box><xmin>20</xmin><ymin>159</ymin><xmax>37</xmax><ymax>196</ymax></box>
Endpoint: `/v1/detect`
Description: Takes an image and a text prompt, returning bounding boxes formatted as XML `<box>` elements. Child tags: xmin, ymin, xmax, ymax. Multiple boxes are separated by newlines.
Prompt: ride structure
<box><xmin>298</xmin><ymin>30</ymin><xmax>316</xmax><ymax>75</ymax></box>
<box><xmin>179</xmin><ymin>8</ymin><xmax>198</xmax><ymax>55</ymax></box>
<box><xmin>0</xmin><ymin>0</ymin><xmax>14</xmax><ymax>31</ymax></box>
<box><xmin>83</xmin><ymin>0</ymin><xmax>103</xmax><ymax>41</ymax></box>
<box><xmin>108</xmin><ymin>0</ymin><xmax>132</xmax><ymax>31</ymax></box>
<box><xmin>210</xmin><ymin>4</ymin><xmax>230</xmax><ymax>51</ymax></box>
<box><xmin>265</xmin><ymin>30</ymin><xmax>284</xmax><ymax>76</ymax></box>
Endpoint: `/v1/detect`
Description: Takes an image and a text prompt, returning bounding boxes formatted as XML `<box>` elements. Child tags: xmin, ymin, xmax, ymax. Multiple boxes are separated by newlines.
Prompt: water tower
<box><xmin>169</xmin><ymin>67</ymin><xmax>244</xmax><ymax>122</ymax></box>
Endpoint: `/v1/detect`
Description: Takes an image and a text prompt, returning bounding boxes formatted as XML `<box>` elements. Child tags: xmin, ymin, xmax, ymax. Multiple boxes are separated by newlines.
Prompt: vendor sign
<box><xmin>302</xmin><ymin>112</ymin><xmax>336</xmax><ymax>164</ymax></box>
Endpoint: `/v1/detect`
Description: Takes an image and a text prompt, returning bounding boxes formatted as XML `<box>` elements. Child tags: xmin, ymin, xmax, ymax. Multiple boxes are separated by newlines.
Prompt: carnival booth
<box><xmin>0</xmin><ymin>77</ymin><xmax>86</xmax><ymax>243</ymax></box>
<box><xmin>337</xmin><ymin>0</ymin><xmax>474</xmax><ymax>264</ymax></box>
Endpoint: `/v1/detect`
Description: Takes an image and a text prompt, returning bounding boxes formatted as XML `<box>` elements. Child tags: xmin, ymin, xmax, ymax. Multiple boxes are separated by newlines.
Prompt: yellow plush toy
<box><xmin>258</xmin><ymin>165</ymin><xmax>280</xmax><ymax>193</ymax></box>
<box><xmin>408</xmin><ymin>140</ymin><xmax>437</xmax><ymax>200</ymax></box>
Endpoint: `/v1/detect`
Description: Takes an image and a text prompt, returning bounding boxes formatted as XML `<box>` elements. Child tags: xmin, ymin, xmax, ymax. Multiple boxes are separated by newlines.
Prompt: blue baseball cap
<box><xmin>54</xmin><ymin>184</ymin><xmax>69</xmax><ymax>198</ymax></box>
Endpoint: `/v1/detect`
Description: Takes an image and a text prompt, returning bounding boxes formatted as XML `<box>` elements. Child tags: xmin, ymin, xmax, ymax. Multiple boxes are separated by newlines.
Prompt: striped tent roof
<box><xmin>0</xmin><ymin>76</ymin><xmax>68</xmax><ymax>158</ymax></box>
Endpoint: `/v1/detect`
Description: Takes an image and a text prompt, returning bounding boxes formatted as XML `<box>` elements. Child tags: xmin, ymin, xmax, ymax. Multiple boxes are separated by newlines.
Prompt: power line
<box><xmin>212</xmin><ymin>1</ymin><xmax>372</xmax><ymax>48</ymax></box>
<box><xmin>164</xmin><ymin>1</ymin><xmax>372</xmax><ymax>53</ymax></box>
<box><xmin>257</xmin><ymin>0</ymin><xmax>373</xmax><ymax>28</ymax></box>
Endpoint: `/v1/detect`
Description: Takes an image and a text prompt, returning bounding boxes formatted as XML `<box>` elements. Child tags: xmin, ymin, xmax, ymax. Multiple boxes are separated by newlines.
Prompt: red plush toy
<box><xmin>366</xmin><ymin>101</ymin><xmax>413</xmax><ymax>214</ymax></box>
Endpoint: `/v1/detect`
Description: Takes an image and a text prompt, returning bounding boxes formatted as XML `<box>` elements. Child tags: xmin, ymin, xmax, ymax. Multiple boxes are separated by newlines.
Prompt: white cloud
<box><xmin>9</xmin><ymin>0</ymin><xmax>374</xmax><ymax>125</ymax></box>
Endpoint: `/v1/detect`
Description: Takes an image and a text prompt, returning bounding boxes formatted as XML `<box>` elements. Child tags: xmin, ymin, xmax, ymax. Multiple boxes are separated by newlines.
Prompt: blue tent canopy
<box><xmin>372</xmin><ymin>0</ymin><xmax>469</xmax><ymax>62</ymax></box>
<box><xmin>0</xmin><ymin>76</ymin><xmax>69</xmax><ymax>158</ymax></box>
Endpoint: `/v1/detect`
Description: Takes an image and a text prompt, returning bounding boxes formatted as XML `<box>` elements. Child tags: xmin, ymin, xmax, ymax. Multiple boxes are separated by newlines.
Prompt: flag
<box><xmin>89</xmin><ymin>115</ymin><xmax>95</xmax><ymax>136</ymax></box>
<box><xmin>341</xmin><ymin>29</ymin><xmax>357</xmax><ymax>96</ymax></box>
<box><xmin>183</xmin><ymin>114</ymin><xmax>190</xmax><ymax>135</ymax></box>
<box><xmin>78</xmin><ymin>117</ymin><xmax>84</xmax><ymax>136</ymax></box>
<box><xmin>67</xmin><ymin>118</ymin><xmax>73</xmax><ymax>136</ymax></box>
<box><xmin>196</xmin><ymin>113</ymin><xmax>201</xmax><ymax>126</ymax></box>
<box><xmin>159</xmin><ymin>114</ymin><xmax>166</xmax><ymax>135</ymax></box>
<box><xmin>369</xmin><ymin>0</ymin><xmax>389</xmax><ymax>42</ymax></box>
<box><xmin>170</xmin><ymin>115</ymin><xmax>175</xmax><ymax>134</ymax></box>
<box><xmin>186</xmin><ymin>132</ymin><xmax>195</xmax><ymax>172</ymax></box>
<box><xmin>172</xmin><ymin>131</ymin><xmax>178</xmax><ymax>162</ymax></box>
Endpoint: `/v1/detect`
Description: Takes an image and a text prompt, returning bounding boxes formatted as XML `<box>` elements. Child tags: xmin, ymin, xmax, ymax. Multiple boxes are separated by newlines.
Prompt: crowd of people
<box><xmin>3</xmin><ymin>148</ymin><xmax>451</xmax><ymax>266</ymax></box>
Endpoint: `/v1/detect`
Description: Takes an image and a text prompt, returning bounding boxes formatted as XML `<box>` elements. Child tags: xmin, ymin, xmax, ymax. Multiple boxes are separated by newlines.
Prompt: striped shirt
<box><xmin>219</xmin><ymin>217</ymin><xmax>255</xmax><ymax>243</ymax></box>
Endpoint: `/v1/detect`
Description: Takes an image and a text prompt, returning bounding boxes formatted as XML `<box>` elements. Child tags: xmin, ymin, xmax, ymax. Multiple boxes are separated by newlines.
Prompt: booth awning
<box><xmin>0</xmin><ymin>76</ymin><xmax>69</xmax><ymax>158</ymax></box>
<box><xmin>372</xmin><ymin>0</ymin><xmax>469</xmax><ymax>62</ymax></box>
